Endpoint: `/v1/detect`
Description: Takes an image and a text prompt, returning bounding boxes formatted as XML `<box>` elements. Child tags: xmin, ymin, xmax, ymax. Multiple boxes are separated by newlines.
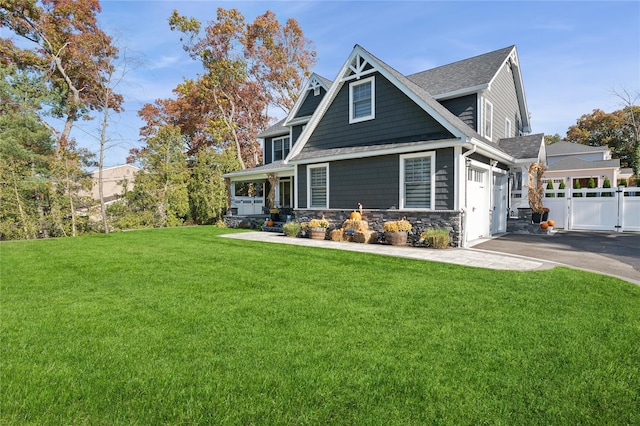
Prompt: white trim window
<box><xmin>400</xmin><ymin>152</ymin><xmax>435</xmax><ymax>209</ymax></box>
<box><xmin>307</xmin><ymin>164</ymin><xmax>328</xmax><ymax>208</ymax></box>
<box><xmin>484</xmin><ymin>99</ymin><xmax>493</xmax><ymax>141</ymax></box>
<box><xmin>272</xmin><ymin>136</ymin><xmax>291</xmax><ymax>161</ymax></box>
<box><xmin>505</xmin><ymin>118</ymin><xmax>512</xmax><ymax>138</ymax></box>
<box><xmin>349</xmin><ymin>76</ymin><xmax>375</xmax><ymax>124</ymax></box>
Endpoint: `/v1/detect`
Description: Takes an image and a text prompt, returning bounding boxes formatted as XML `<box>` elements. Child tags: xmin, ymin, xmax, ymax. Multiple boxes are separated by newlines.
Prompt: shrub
<box><xmin>283</xmin><ymin>221</ymin><xmax>301</xmax><ymax>237</ymax></box>
<box><xmin>602</xmin><ymin>176</ymin><xmax>612</xmax><ymax>197</ymax></box>
<box><xmin>420</xmin><ymin>228</ymin><xmax>451</xmax><ymax>248</ymax></box>
<box><xmin>558</xmin><ymin>179</ymin><xmax>566</xmax><ymax>198</ymax></box>
<box><xmin>545</xmin><ymin>180</ymin><xmax>555</xmax><ymax>198</ymax></box>
<box><xmin>573</xmin><ymin>179</ymin><xmax>582</xmax><ymax>197</ymax></box>
<box><xmin>619</xmin><ymin>178</ymin><xmax>628</xmax><ymax>187</ymax></box>
<box><xmin>586</xmin><ymin>177</ymin><xmax>596</xmax><ymax>197</ymax></box>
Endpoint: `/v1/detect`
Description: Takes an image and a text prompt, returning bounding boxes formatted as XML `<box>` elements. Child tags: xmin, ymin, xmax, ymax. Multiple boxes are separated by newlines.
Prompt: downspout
<box><xmin>460</xmin><ymin>143</ymin><xmax>477</xmax><ymax>247</ymax></box>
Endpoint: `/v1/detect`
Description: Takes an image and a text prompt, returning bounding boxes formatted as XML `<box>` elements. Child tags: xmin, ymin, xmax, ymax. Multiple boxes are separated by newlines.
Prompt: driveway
<box><xmin>473</xmin><ymin>231</ymin><xmax>640</xmax><ymax>284</ymax></box>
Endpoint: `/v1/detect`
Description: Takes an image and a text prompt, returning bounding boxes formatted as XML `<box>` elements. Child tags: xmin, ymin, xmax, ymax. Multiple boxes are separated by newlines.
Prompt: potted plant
<box><xmin>383</xmin><ymin>219</ymin><xmax>412</xmax><ymax>246</ymax></box>
<box><xmin>308</xmin><ymin>217</ymin><xmax>329</xmax><ymax>240</ymax></box>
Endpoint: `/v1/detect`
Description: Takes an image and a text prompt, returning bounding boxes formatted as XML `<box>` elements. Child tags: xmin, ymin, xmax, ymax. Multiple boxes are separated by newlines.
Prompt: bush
<box><xmin>420</xmin><ymin>228</ymin><xmax>451</xmax><ymax>248</ymax></box>
<box><xmin>283</xmin><ymin>221</ymin><xmax>301</xmax><ymax>237</ymax></box>
<box><xmin>545</xmin><ymin>180</ymin><xmax>555</xmax><ymax>198</ymax></box>
<box><xmin>586</xmin><ymin>177</ymin><xmax>596</xmax><ymax>197</ymax></box>
<box><xmin>573</xmin><ymin>179</ymin><xmax>582</xmax><ymax>197</ymax></box>
<box><xmin>558</xmin><ymin>180</ymin><xmax>566</xmax><ymax>198</ymax></box>
<box><xmin>602</xmin><ymin>176</ymin><xmax>613</xmax><ymax>197</ymax></box>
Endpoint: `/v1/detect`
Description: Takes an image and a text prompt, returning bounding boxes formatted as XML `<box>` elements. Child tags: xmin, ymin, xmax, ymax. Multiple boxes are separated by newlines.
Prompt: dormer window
<box><xmin>349</xmin><ymin>76</ymin><xmax>375</xmax><ymax>124</ymax></box>
<box><xmin>272</xmin><ymin>136</ymin><xmax>290</xmax><ymax>161</ymax></box>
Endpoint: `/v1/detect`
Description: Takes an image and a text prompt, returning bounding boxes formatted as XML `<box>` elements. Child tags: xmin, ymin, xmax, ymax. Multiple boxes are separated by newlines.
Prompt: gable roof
<box><xmin>546</xmin><ymin>157</ymin><xmax>620</xmax><ymax>172</ymax></box>
<box><xmin>407</xmin><ymin>45</ymin><xmax>530</xmax><ymax>133</ymax></box>
<box><xmin>498</xmin><ymin>134</ymin><xmax>545</xmax><ymax>160</ymax></box>
<box><xmin>287</xmin><ymin>44</ymin><xmax>518</xmax><ymax>164</ymax></box>
<box><xmin>284</xmin><ymin>73</ymin><xmax>332</xmax><ymax>126</ymax></box>
<box><xmin>546</xmin><ymin>141</ymin><xmax>609</xmax><ymax>156</ymax></box>
<box><xmin>407</xmin><ymin>45</ymin><xmax>515</xmax><ymax>98</ymax></box>
<box><xmin>257</xmin><ymin>118</ymin><xmax>287</xmax><ymax>139</ymax></box>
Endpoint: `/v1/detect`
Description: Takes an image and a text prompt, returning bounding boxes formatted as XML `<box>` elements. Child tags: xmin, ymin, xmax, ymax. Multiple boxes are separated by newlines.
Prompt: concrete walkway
<box><xmin>220</xmin><ymin>231</ymin><xmax>555</xmax><ymax>272</ymax></box>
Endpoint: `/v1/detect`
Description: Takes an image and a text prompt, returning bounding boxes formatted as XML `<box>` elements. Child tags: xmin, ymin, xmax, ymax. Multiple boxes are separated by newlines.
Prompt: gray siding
<box><xmin>296</xmin><ymin>87</ymin><xmax>326</xmax><ymax>117</ymax></box>
<box><xmin>292</xmin><ymin>126</ymin><xmax>303</xmax><ymax>146</ymax></box>
<box><xmin>297</xmin><ymin>148</ymin><xmax>454</xmax><ymax>210</ymax></box>
<box><xmin>297</xmin><ymin>165</ymin><xmax>307</xmax><ymax>208</ymax></box>
<box><xmin>330</xmin><ymin>155</ymin><xmax>399</xmax><ymax>209</ymax></box>
<box><xmin>484</xmin><ymin>62</ymin><xmax>522</xmax><ymax>139</ymax></box>
<box><xmin>435</xmin><ymin>148</ymin><xmax>454</xmax><ymax>210</ymax></box>
<box><xmin>440</xmin><ymin>94</ymin><xmax>477</xmax><ymax>131</ymax></box>
<box><xmin>303</xmin><ymin>72</ymin><xmax>453</xmax><ymax>152</ymax></box>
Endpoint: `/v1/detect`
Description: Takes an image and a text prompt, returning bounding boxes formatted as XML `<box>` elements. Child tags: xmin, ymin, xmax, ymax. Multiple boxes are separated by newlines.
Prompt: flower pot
<box><xmin>531</xmin><ymin>212</ymin><xmax>542</xmax><ymax>224</ymax></box>
<box><xmin>385</xmin><ymin>231</ymin><xmax>408</xmax><ymax>246</ymax></box>
<box><xmin>309</xmin><ymin>228</ymin><xmax>326</xmax><ymax>240</ymax></box>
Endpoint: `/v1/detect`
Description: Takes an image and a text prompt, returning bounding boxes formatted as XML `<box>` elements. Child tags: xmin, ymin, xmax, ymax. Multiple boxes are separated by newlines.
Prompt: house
<box><xmin>81</xmin><ymin>164</ymin><xmax>139</xmax><ymax>203</ymax></box>
<box><xmin>224</xmin><ymin>45</ymin><xmax>546</xmax><ymax>246</ymax></box>
<box><xmin>543</xmin><ymin>141</ymin><xmax>624</xmax><ymax>190</ymax></box>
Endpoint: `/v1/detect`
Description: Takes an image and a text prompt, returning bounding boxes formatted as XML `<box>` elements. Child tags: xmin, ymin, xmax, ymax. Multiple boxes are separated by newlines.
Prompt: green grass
<box><xmin>1</xmin><ymin>227</ymin><xmax>639</xmax><ymax>425</ymax></box>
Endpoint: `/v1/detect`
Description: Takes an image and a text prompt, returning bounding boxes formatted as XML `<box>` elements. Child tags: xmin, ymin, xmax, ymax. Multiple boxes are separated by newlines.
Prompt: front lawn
<box><xmin>2</xmin><ymin>227</ymin><xmax>639</xmax><ymax>424</ymax></box>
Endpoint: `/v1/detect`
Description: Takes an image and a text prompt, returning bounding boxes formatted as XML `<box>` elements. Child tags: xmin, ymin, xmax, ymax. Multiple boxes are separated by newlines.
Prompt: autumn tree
<box><xmin>566</xmin><ymin>104</ymin><xmax>640</xmax><ymax>175</ymax></box>
<box><xmin>544</xmin><ymin>134</ymin><xmax>561</xmax><ymax>145</ymax></box>
<box><xmin>165</xmin><ymin>7</ymin><xmax>316</xmax><ymax>169</ymax></box>
<box><xmin>1</xmin><ymin>0</ymin><xmax>123</xmax><ymax>236</ymax></box>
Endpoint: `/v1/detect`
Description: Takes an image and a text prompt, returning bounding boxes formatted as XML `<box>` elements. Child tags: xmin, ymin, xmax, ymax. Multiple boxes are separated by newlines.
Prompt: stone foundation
<box><xmin>507</xmin><ymin>217</ymin><xmax>552</xmax><ymax>235</ymax></box>
<box><xmin>294</xmin><ymin>209</ymin><xmax>463</xmax><ymax>247</ymax></box>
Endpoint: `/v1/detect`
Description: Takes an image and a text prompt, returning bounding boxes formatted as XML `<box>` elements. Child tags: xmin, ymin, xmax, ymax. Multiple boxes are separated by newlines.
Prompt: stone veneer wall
<box><xmin>295</xmin><ymin>209</ymin><xmax>463</xmax><ymax>247</ymax></box>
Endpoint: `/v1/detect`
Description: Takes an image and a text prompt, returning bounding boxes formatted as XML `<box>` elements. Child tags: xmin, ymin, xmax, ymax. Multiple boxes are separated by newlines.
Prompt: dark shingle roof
<box><xmin>547</xmin><ymin>157</ymin><xmax>620</xmax><ymax>171</ymax></box>
<box><xmin>257</xmin><ymin>118</ymin><xmax>288</xmax><ymax>139</ymax></box>
<box><xmin>223</xmin><ymin>160</ymin><xmax>293</xmax><ymax>178</ymax></box>
<box><xmin>498</xmin><ymin>134</ymin><xmax>544</xmax><ymax>159</ymax></box>
<box><xmin>406</xmin><ymin>46</ymin><xmax>515</xmax><ymax>97</ymax></box>
<box><xmin>546</xmin><ymin>141</ymin><xmax>608</xmax><ymax>156</ymax></box>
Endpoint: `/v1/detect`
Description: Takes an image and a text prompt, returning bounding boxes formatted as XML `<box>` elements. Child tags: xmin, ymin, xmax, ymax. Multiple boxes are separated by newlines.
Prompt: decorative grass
<box><xmin>1</xmin><ymin>227</ymin><xmax>639</xmax><ymax>424</ymax></box>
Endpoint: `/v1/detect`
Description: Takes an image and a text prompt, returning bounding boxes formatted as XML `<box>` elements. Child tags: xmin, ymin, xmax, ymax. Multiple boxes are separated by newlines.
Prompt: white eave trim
<box><xmin>433</xmin><ymin>84</ymin><xmax>488</xmax><ymax>101</ymax></box>
<box><xmin>288</xmin><ymin>138</ymin><xmax>464</xmax><ymax>165</ymax></box>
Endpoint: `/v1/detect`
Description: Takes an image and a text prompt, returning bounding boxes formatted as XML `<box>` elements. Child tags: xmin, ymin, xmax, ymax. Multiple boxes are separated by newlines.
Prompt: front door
<box><xmin>278</xmin><ymin>178</ymin><xmax>292</xmax><ymax>208</ymax></box>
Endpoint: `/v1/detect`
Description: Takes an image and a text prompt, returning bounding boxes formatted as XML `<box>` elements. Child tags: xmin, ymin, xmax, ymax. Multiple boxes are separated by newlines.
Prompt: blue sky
<box><xmin>85</xmin><ymin>1</ymin><xmax>639</xmax><ymax>165</ymax></box>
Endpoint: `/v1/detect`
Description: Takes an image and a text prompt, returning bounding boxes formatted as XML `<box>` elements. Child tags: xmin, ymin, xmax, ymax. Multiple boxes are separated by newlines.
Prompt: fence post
<box><xmin>616</xmin><ymin>186</ymin><xmax>624</xmax><ymax>232</ymax></box>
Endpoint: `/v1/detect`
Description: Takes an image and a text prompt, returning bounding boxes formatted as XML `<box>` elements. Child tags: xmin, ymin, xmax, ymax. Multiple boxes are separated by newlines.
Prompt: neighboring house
<box><xmin>225</xmin><ymin>45</ymin><xmax>546</xmax><ymax>246</ymax></box>
<box><xmin>544</xmin><ymin>141</ymin><xmax>622</xmax><ymax>190</ymax></box>
<box><xmin>81</xmin><ymin>164</ymin><xmax>139</xmax><ymax>203</ymax></box>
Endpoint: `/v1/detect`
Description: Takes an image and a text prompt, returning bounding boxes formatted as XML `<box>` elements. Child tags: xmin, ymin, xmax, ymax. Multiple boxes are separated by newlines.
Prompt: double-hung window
<box><xmin>308</xmin><ymin>164</ymin><xmax>328</xmax><ymax>208</ymax></box>
<box><xmin>400</xmin><ymin>152</ymin><xmax>435</xmax><ymax>209</ymax></box>
<box><xmin>484</xmin><ymin>100</ymin><xmax>493</xmax><ymax>141</ymax></box>
<box><xmin>349</xmin><ymin>76</ymin><xmax>375</xmax><ymax>123</ymax></box>
<box><xmin>272</xmin><ymin>136</ymin><xmax>290</xmax><ymax>161</ymax></box>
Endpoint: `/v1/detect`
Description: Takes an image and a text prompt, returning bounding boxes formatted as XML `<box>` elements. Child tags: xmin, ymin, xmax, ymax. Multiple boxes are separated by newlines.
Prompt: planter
<box><xmin>385</xmin><ymin>231</ymin><xmax>408</xmax><ymax>246</ymax></box>
<box><xmin>309</xmin><ymin>228</ymin><xmax>326</xmax><ymax>240</ymax></box>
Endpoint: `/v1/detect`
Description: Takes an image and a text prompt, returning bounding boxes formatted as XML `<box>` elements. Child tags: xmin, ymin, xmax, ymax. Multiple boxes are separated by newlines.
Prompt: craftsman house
<box><xmin>224</xmin><ymin>45</ymin><xmax>545</xmax><ymax>246</ymax></box>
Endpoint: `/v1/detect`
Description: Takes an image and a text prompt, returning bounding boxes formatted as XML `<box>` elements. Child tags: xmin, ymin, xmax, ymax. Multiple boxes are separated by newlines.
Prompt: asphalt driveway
<box><xmin>473</xmin><ymin>231</ymin><xmax>640</xmax><ymax>284</ymax></box>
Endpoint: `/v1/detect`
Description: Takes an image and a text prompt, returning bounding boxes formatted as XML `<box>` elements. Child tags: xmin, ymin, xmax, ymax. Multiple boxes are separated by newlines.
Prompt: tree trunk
<box><xmin>11</xmin><ymin>168</ymin><xmax>32</xmax><ymax>239</ymax></box>
<box><xmin>99</xmin><ymin>104</ymin><xmax>109</xmax><ymax>233</ymax></box>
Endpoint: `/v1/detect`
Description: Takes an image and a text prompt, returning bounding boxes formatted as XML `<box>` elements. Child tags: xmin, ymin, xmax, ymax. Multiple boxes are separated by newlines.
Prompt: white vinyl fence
<box><xmin>544</xmin><ymin>187</ymin><xmax>640</xmax><ymax>232</ymax></box>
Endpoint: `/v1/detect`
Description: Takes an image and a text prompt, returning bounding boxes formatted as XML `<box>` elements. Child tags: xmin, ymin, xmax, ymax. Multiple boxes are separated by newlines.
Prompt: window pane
<box><xmin>352</xmin><ymin>81</ymin><xmax>371</xmax><ymax>118</ymax></box>
<box><xmin>404</xmin><ymin>157</ymin><xmax>431</xmax><ymax>208</ymax></box>
<box><xmin>310</xmin><ymin>167</ymin><xmax>327</xmax><ymax>207</ymax></box>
